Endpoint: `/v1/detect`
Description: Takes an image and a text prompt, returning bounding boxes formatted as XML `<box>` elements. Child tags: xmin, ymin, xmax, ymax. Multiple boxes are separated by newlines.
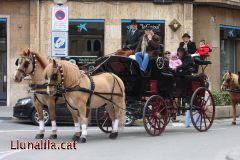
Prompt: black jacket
<box><xmin>176</xmin><ymin>55</ymin><xmax>195</xmax><ymax>74</ymax></box>
<box><xmin>123</xmin><ymin>29</ymin><xmax>143</xmax><ymax>50</ymax></box>
<box><xmin>178</xmin><ymin>41</ymin><xmax>196</xmax><ymax>54</ymax></box>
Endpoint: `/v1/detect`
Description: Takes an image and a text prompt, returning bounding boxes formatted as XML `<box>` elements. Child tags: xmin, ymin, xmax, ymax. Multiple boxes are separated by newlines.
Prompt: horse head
<box><xmin>221</xmin><ymin>71</ymin><xmax>237</xmax><ymax>91</ymax></box>
<box><xmin>14</xmin><ymin>49</ymin><xmax>37</xmax><ymax>82</ymax></box>
<box><xmin>44</xmin><ymin>59</ymin><xmax>63</xmax><ymax>96</ymax></box>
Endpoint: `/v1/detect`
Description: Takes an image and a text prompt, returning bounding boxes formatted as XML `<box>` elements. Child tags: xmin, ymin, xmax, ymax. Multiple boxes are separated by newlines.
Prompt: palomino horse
<box><xmin>221</xmin><ymin>71</ymin><xmax>240</xmax><ymax>125</ymax></box>
<box><xmin>115</xmin><ymin>48</ymin><xmax>135</xmax><ymax>57</ymax></box>
<box><xmin>13</xmin><ymin>49</ymin><xmax>80</xmax><ymax>140</ymax></box>
<box><xmin>44</xmin><ymin>59</ymin><xmax>126</xmax><ymax>143</ymax></box>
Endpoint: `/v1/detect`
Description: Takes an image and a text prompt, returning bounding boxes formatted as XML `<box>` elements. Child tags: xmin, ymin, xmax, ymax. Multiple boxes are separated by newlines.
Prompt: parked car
<box><xmin>13</xmin><ymin>97</ymin><xmax>96</xmax><ymax>125</ymax></box>
<box><xmin>13</xmin><ymin>97</ymin><xmax>135</xmax><ymax>126</ymax></box>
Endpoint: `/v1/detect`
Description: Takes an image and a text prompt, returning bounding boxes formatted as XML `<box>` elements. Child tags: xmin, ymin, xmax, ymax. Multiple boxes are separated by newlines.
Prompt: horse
<box><xmin>44</xmin><ymin>59</ymin><xmax>126</xmax><ymax>143</ymax></box>
<box><xmin>13</xmin><ymin>49</ymin><xmax>80</xmax><ymax>140</ymax></box>
<box><xmin>115</xmin><ymin>48</ymin><xmax>135</xmax><ymax>57</ymax></box>
<box><xmin>221</xmin><ymin>71</ymin><xmax>240</xmax><ymax>125</ymax></box>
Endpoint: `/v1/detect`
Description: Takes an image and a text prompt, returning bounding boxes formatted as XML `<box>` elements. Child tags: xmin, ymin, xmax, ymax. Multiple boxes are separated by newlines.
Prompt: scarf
<box><xmin>141</xmin><ymin>34</ymin><xmax>148</xmax><ymax>56</ymax></box>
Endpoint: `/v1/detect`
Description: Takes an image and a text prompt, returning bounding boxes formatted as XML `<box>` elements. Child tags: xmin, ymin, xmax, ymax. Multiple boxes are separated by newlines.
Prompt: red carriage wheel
<box><xmin>190</xmin><ymin>87</ymin><xmax>215</xmax><ymax>132</ymax></box>
<box><xmin>96</xmin><ymin>107</ymin><xmax>112</xmax><ymax>133</ymax></box>
<box><xmin>143</xmin><ymin>95</ymin><xmax>169</xmax><ymax>136</ymax></box>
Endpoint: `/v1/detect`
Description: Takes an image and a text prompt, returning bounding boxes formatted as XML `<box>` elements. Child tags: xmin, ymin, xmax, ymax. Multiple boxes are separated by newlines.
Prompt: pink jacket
<box><xmin>169</xmin><ymin>52</ymin><xmax>182</xmax><ymax>69</ymax></box>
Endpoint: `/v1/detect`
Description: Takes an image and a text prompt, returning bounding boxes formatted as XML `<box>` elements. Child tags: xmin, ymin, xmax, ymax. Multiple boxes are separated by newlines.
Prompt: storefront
<box><xmin>220</xmin><ymin>25</ymin><xmax>240</xmax><ymax>80</ymax></box>
<box><xmin>1</xmin><ymin>0</ymin><xmax>193</xmax><ymax>106</ymax></box>
<box><xmin>0</xmin><ymin>18</ymin><xmax>7</xmax><ymax>105</ymax></box>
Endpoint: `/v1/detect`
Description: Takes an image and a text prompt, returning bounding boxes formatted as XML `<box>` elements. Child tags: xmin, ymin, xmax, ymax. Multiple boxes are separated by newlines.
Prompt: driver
<box><xmin>123</xmin><ymin>20</ymin><xmax>143</xmax><ymax>50</ymax></box>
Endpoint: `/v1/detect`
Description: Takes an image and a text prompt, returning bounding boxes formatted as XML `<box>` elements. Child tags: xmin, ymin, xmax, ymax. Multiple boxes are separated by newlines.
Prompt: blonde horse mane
<box><xmin>19</xmin><ymin>50</ymin><xmax>48</xmax><ymax>68</ymax></box>
<box><xmin>58</xmin><ymin>60</ymin><xmax>82</xmax><ymax>87</ymax></box>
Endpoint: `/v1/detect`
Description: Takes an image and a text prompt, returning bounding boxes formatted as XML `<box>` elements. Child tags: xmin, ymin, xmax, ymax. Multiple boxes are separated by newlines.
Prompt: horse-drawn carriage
<box><xmin>91</xmin><ymin>55</ymin><xmax>215</xmax><ymax>136</ymax></box>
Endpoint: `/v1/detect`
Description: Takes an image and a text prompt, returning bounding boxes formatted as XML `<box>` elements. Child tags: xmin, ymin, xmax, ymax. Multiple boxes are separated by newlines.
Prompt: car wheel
<box><xmin>125</xmin><ymin>111</ymin><xmax>135</xmax><ymax>126</ymax></box>
<box><xmin>31</xmin><ymin>108</ymin><xmax>51</xmax><ymax>126</ymax></box>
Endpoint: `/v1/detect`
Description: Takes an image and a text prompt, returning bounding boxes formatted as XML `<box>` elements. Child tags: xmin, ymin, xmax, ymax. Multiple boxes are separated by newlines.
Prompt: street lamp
<box><xmin>53</xmin><ymin>0</ymin><xmax>67</xmax><ymax>5</ymax></box>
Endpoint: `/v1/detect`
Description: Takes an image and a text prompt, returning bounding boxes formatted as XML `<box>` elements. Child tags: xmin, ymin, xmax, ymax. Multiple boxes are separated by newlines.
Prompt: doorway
<box><xmin>0</xmin><ymin>18</ymin><xmax>7</xmax><ymax>106</ymax></box>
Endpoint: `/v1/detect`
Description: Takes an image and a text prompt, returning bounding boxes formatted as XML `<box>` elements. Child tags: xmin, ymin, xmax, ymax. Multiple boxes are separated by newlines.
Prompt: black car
<box><xmin>13</xmin><ymin>97</ymin><xmax>96</xmax><ymax>125</ymax></box>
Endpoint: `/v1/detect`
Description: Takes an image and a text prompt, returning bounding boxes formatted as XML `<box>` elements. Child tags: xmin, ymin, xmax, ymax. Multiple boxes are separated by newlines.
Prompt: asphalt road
<box><xmin>0</xmin><ymin>119</ymin><xmax>240</xmax><ymax>160</ymax></box>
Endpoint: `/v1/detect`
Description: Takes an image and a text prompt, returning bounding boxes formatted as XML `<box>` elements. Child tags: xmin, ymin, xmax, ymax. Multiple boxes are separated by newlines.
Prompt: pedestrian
<box><xmin>134</xmin><ymin>26</ymin><xmax>160</xmax><ymax>72</ymax></box>
<box><xmin>178</xmin><ymin>33</ymin><xmax>196</xmax><ymax>54</ymax></box>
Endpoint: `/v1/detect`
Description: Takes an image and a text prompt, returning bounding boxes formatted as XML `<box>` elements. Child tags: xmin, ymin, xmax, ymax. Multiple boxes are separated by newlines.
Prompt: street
<box><xmin>0</xmin><ymin>119</ymin><xmax>240</xmax><ymax>160</ymax></box>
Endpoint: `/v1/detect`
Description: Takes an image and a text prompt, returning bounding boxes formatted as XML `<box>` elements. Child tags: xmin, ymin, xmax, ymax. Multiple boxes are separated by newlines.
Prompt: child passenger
<box><xmin>169</xmin><ymin>51</ymin><xmax>182</xmax><ymax>70</ymax></box>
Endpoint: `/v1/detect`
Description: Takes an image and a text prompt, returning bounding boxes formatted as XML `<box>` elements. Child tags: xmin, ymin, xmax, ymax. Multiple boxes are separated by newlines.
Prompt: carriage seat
<box><xmin>194</xmin><ymin>59</ymin><xmax>212</xmax><ymax>65</ymax></box>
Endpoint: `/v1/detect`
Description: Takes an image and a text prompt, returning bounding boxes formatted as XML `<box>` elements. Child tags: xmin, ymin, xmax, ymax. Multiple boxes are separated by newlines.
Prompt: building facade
<box><xmin>0</xmin><ymin>0</ymin><xmax>239</xmax><ymax>106</ymax></box>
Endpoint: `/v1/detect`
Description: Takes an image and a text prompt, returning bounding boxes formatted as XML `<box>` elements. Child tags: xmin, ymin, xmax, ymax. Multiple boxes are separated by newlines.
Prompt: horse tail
<box><xmin>111</xmin><ymin>73</ymin><xmax>126</xmax><ymax>129</ymax></box>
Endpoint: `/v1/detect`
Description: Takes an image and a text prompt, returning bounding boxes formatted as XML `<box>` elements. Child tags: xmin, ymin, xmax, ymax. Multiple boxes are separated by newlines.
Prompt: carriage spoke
<box><xmin>200</xmin><ymin>113</ymin><xmax>203</xmax><ymax>130</ymax></box>
<box><xmin>203</xmin><ymin>113</ymin><xmax>207</xmax><ymax>129</ymax></box>
<box><xmin>203</xmin><ymin>112</ymin><xmax>212</xmax><ymax>123</ymax></box>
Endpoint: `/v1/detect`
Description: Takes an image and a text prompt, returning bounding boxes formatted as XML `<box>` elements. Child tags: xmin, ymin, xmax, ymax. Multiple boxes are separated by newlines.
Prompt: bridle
<box><xmin>15</xmin><ymin>53</ymin><xmax>37</xmax><ymax>77</ymax></box>
<box><xmin>222</xmin><ymin>76</ymin><xmax>233</xmax><ymax>89</ymax></box>
<box><xmin>46</xmin><ymin>63</ymin><xmax>65</xmax><ymax>93</ymax></box>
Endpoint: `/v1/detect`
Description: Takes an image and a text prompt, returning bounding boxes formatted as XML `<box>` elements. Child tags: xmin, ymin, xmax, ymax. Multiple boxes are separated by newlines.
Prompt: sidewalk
<box><xmin>0</xmin><ymin>106</ymin><xmax>13</xmax><ymax>120</ymax></box>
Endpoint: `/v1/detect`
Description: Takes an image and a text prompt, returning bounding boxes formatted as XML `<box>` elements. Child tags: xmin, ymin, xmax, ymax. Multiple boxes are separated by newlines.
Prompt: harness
<box><xmin>53</xmin><ymin>64</ymin><xmax>124</xmax><ymax>112</ymax></box>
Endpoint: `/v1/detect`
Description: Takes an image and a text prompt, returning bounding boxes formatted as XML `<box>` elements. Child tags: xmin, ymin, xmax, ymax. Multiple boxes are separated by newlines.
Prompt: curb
<box><xmin>0</xmin><ymin>117</ymin><xmax>12</xmax><ymax>120</ymax></box>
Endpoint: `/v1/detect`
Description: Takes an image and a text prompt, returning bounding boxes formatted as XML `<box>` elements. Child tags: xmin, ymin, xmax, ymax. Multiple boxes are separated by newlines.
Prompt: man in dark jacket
<box><xmin>178</xmin><ymin>33</ymin><xmax>196</xmax><ymax>54</ymax></box>
<box><xmin>123</xmin><ymin>20</ymin><xmax>143</xmax><ymax>50</ymax></box>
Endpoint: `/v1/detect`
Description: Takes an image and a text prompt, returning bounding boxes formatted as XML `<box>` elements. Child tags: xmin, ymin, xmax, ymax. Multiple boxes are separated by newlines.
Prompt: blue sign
<box><xmin>54</xmin><ymin>37</ymin><xmax>66</xmax><ymax>49</ymax></box>
<box><xmin>52</xmin><ymin>32</ymin><xmax>68</xmax><ymax>57</ymax></box>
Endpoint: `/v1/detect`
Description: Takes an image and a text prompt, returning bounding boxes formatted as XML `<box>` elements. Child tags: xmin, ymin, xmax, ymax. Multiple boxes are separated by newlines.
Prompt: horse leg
<box><xmin>34</xmin><ymin>100</ymin><xmax>45</xmax><ymax>139</ymax></box>
<box><xmin>47</xmin><ymin>99</ymin><xmax>58</xmax><ymax>139</ymax></box>
<box><xmin>232</xmin><ymin>103</ymin><xmax>237</xmax><ymax>125</ymax></box>
<box><xmin>68</xmin><ymin>108</ymin><xmax>81</xmax><ymax>142</ymax></box>
<box><xmin>109</xmin><ymin>105</ymin><xmax>119</xmax><ymax>139</ymax></box>
<box><xmin>78</xmin><ymin>106</ymin><xmax>88</xmax><ymax>143</ymax></box>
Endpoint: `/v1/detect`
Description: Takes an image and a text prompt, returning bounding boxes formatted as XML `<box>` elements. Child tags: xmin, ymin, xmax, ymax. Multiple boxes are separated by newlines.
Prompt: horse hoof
<box><xmin>49</xmin><ymin>134</ymin><xmax>57</xmax><ymax>139</ymax></box>
<box><xmin>72</xmin><ymin>135</ymin><xmax>80</xmax><ymax>142</ymax></box>
<box><xmin>232</xmin><ymin>122</ymin><xmax>237</xmax><ymax>125</ymax></box>
<box><xmin>79</xmin><ymin>137</ymin><xmax>87</xmax><ymax>143</ymax></box>
<box><xmin>35</xmin><ymin>134</ymin><xmax>44</xmax><ymax>139</ymax></box>
<box><xmin>109</xmin><ymin>132</ymin><xmax>118</xmax><ymax>139</ymax></box>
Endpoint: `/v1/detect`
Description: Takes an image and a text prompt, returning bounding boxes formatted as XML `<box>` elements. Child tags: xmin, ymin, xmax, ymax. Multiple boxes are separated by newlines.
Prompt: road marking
<box><xmin>0</xmin><ymin>149</ymin><xmax>28</xmax><ymax>160</ymax></box>
<box><xmin>210</xmin><ymin>128</ymin><xmax>227</xmax><ymax>131</ymax></box>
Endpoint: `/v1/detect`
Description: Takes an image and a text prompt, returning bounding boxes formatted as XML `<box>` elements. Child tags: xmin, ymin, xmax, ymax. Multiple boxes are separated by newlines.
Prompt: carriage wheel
<box><xmin>143</xmin><ymin>95</ymin><xmax>169</xmax><ymax>136</ymax></box>
<box><xmin>95</xmin><ymin>108</ymin><xmax>112</xmax><ymax>133</ymax></box>
<box><xmin>190</xmin><ymin>87</ymin><xmax>215</xmax><ymax>132</ymax></box>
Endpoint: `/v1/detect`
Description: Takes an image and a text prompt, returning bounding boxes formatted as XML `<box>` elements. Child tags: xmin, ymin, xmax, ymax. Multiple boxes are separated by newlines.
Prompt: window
<box><xmin>121</xmin><ymin>20</ymin><xmax>165</xmax><ymax>51</ymax></box>
<box><xmin>69</xmin><ymin>19</ymin><xmax>104</xmax><ymax>57</ymax></box>
<box><xmin>220</xmin><ymin>25</ymin><xmax>240</xmax><ymax>82</ymax></box>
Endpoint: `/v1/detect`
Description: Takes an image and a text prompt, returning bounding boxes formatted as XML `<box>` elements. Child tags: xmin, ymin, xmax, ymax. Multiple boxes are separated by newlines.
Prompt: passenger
<box><xmin>191</xmin><ymin>40</ymin><xmax>210</xmax><ymax>58</ymax></box>
<box><xmin>123</xmin><ymin>20</ymin><xmax>143</xmax><ymax>50</ymax></box>
<box><xmin>169</xmin><ymin>51</ymin><xmax>182</xmax><ymax>70</ymax></box>
<box><xmin>175</xmin><ymin>48</ymin><xmax>195</xmax><ymax>75</ymax></box>
<box><xmin>178</xmin><ymin>33</ymin><xmax>196</xmax><ymax>55</ymax></box>
<box><xmin>134</xmin><ymin>26</ymin><xmax>160</xmax><ymax>72</ymax></box>
<box><xmin>164</xmin><ymin>51</ymin><xmax>171</xmax><ymax>60</ymax></box>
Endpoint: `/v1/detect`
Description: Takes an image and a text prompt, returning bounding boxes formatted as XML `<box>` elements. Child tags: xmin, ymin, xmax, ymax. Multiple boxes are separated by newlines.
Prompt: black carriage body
<box><xmin>92</xmin><ymin>55</ymin><xmax>215</xmax><ymax>135</ymax></box>
<box><xmin>92</xmin><ymin>55</ymin><xmax>205</xmax><ymax>100</ymax></box>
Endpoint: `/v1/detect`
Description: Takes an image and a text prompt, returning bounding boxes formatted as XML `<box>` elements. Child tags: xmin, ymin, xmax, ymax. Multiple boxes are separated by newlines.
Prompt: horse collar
<box><xmin>57</xmin><ymin>65</ymin><xmax>65</xmax><ymax>89</ymax></box>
